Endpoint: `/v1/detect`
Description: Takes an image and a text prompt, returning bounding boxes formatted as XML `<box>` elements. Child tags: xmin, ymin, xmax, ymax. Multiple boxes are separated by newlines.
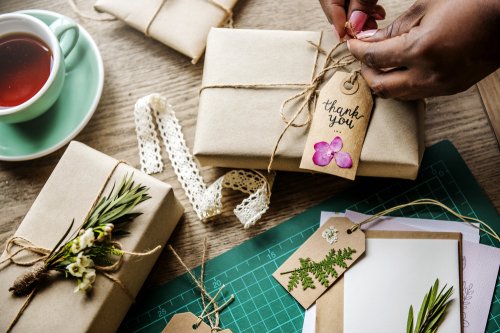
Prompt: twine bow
<box><xmin>144</xmin><ymin>0</ymin><xmax>234</xmax><ymax>36</ymax></box>
<box><xmin>169</xmin><ymin>239</ymin><xmax>235</xmax><ymax>332</ymax></box>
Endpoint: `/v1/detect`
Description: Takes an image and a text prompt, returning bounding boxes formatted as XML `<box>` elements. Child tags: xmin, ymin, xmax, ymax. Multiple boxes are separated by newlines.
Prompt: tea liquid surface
<box><xmin>0</xmin><ymin>33</ymin><xmax>52</xmax><ymax>108</ymax></box>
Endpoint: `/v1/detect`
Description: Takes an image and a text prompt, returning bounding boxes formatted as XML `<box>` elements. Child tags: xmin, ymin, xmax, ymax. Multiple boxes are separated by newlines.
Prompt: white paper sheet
<box><xmin>344</xmin><ymin>237</ymin><xmax>461</xmax><ymax>333</ymax></box>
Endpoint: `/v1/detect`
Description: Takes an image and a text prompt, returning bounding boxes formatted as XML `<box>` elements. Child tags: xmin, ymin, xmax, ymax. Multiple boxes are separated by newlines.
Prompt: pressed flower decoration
<box><xmin>321</xmin><ymin>226</ymin><xmax>339</xmax><ymax>245</ymax></box>
<box><xmin>8</xmin><ymin>175</ymin><xmax>151</xmax><ymax>296</ymax></box>
<box><xmin>312</xmin><ymin>136</ymin><xmax>352</xmax><ymax>168</ymax></box>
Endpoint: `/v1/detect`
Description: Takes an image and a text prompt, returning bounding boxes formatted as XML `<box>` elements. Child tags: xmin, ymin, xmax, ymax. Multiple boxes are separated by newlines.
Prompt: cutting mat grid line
<box><xmin>120</xmin><ymin>143</ymin><xmax>500</xmax><ymax>333</ymax></box>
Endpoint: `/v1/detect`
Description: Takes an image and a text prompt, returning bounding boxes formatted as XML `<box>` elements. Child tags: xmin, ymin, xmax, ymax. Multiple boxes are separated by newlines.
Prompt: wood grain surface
<box><xmin>0</xmin><ymin>0</ymin><xmax>499</xmax><ymax>292</ymax></box>
<box><xmin>477</xmin><ymin>69</ymin><xmax>500</xmax><ymax>146</ymax></box>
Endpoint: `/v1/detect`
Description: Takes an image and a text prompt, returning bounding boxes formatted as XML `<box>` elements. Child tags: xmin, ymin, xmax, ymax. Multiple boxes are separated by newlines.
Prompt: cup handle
<box><xmin>49</xmin><ymin>17</ymin><xmax>80</xmax><ymax>59</ymax></box>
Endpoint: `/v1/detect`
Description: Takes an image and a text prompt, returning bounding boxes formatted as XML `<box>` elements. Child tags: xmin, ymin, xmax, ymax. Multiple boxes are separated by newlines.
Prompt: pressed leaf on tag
<box><xmin>273</xmin><ymin>217</ymin><xmax>365</xmax><ymax>309</ymax></box>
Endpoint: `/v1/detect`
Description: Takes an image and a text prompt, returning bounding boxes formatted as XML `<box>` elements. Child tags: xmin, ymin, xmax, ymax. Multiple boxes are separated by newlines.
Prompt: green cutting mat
<box><xmin>119</xmin><ymin>140</ymin><xmax>500</xmax><ymax>333</ymax></box>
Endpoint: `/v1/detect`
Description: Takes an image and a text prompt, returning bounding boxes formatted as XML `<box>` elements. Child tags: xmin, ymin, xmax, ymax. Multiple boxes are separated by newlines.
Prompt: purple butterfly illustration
<box><xmin>312</xmin><ymin>136</ymin><xmax>353</xmax><ymax>168</ymax></box>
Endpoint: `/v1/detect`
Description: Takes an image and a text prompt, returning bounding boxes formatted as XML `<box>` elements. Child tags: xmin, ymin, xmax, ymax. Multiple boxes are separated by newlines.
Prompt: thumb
<box><xmin>360</xmin><ymin>0</ymin><xmax>428</xmax><ymax>41</ymax></box>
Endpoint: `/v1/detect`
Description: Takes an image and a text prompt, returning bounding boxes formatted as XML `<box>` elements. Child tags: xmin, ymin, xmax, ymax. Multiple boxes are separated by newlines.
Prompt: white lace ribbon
<box><xmin>134</xmin><ymin>94</ymin><xmax>275</xmax><ymax>228</ymax></box>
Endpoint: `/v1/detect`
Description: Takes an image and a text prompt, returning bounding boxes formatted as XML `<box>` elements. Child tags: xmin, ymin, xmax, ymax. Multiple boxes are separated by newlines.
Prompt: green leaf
<box><xmin>407</xmin><ymin>306</ymin><xmax>414</xmax><ymax>333</ymax></box>
<box><xmin>281</xmin><ymin>246</ymin><xmax>356</xmax><ymax>291</ymax></box>
<box><xmin>406</xmin><ymin>279</ymin><xmax>453</xmax><ymax>333</ymax></box>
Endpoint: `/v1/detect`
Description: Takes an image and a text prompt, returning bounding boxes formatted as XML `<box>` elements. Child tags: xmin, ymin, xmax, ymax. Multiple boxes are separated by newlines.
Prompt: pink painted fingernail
<box><xmin>349</xmin><ymin>11</ymin><xmax>368</xmax><ymax>34</ymax></box>
<box><xmin>372</xmin><ymin>13</ymin><xmax>384</xmax><ymax>20</ymax></box>
<box><xmin>357</xmin><ymin>29</ymin><xmax>378</xmax><ymax>39</ymax></box>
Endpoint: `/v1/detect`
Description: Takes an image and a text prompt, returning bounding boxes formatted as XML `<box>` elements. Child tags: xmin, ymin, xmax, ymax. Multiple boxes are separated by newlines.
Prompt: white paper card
<box><xmin>343</xmin><ymin>238</ymin><xmax>461</xmax><ymax>333</ymax></box>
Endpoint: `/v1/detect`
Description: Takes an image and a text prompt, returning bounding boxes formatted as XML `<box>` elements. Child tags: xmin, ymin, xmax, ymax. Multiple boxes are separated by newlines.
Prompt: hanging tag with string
<box><xmin>163</xmin><ymin>241</ymin><xmax>234</xmax><ymax>333</ymax></box>
<box><xmin>273</xmin><ymin>217</ymin><xmax>365</xmax><ymax>309</ymax></box>
<box><xmin>300</xmin><ymin>70</ymin><xmax>373</xmax><ymax>180</ymax></box>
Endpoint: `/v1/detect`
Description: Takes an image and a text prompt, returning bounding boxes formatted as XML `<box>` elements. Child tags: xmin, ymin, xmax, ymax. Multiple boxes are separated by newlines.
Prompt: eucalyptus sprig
<box><xmin>280</xmin><ymin>247</ymin><xmax>356</xmax><ymax>291</ymax></box>
<box><xmin>9</xmin><ymin>175</ymin><xmax>151</xmax><ymax>295</ymax></box>
<box><xmin>406</xmin><ymin>279</ymin><xmax>454</xmax><ymax>333</ymax></box>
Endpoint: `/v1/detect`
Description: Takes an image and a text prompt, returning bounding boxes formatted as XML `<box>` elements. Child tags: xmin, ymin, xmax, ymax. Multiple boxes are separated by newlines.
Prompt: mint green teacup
<box><xmin>0</xmin><ymin>13</ymin><xmax>79</xmax><ymax>123</ymax></box>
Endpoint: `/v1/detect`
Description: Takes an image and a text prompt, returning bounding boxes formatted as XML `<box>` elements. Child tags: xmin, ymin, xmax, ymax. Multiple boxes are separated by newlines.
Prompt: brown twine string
<box><xmin>168</xmin><ymin>241</ymin><xmax>234</xmax><ymax>332</ymax></box>
<box><xmin>1</xmin><ymin>160</ymin><xmax>161</xmax><ymax>333</ymax></box>
<box><xmin>4</xmin><ymin>287</ymin><xmax>38</xmax><ymax>333</ymax></box>
<box><xmin>144</xmin><ymin>0</ymin><xmax>234</xmax><ymax>36</ymax></box>
<box><xmin>347</xmin><ymin>199</ymin><xmax>500</xmax><ymax>242</ymax></box>
<box><xmin>199</xmin><ymin>32</ymin><xmax>360</xmax><ymax>172</ymax></box>
<box><xmin>68</xmin><ymin>0</ymin><xmax>117</xmax><ymax>21</ymax></box>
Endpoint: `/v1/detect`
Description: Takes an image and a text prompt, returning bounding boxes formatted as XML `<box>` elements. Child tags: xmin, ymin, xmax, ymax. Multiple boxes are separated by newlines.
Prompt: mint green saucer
<box><xmin>0</xmin><ymin>9</ymin><xmax>103</xmax><ymax>161</ymax></box>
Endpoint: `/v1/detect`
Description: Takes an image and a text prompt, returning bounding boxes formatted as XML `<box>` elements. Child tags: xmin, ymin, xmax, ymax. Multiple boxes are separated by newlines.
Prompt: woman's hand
<box><xmin>347</xmin><ymin>0</ymin><xmax>500</xmax><ymax>100</ymax></box>
<box><xmin>319</xmin><ymin>0</ymin><xmax>386</xmax><ymax>38</ymax></box>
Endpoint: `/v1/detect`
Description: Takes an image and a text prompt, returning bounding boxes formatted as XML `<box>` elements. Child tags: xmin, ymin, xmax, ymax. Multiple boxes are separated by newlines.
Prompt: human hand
<box><xmin>319</xmin><ymin>0</ymin><xmax>386</xmax><ymax>39</ymax></box>
<box><xmin>347</xmin><ymin>0</ymin><xmax>500</xmax><ymax>100</ymax></box>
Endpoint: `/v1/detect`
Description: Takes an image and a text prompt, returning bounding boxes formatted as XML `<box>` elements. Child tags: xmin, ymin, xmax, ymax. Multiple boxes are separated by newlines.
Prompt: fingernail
<box><xmin>357</xmin><ymin>29</ymin><xmax>378</xmax><ymax>39</ymax></box>
<box><xmin>346</xmin><ymin>40</ymin><xmax>351</xmax><ymax>51</ymax></box>
<box><xmin>332</xmin><ymin>24</ymin><xmax>340</xmax><ymax>41</ymax></box>
<box><xmin>372</xmin><ymin>13</ymin><xmax>384</xmax><ymax>20</ymax></box>
<box><xmin>349</xmin><ymin>11</ymin><xmax>368</xmax><ymax>33</ymax></box>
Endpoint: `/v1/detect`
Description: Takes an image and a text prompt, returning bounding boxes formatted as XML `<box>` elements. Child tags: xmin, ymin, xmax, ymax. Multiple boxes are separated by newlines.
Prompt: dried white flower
<box><xmin>322</xmin><ymin>226</ymin><xmax>339</xmax><ymax>245</ymax></box>
<box><xmin>67</xmin><ymin>262</ymin><xmax>85</xmax><ymax>277</ymax></box>
<box><xmin>79</xmin><ymin>228</ymin><xmax>95</xmax><ymax>249</ymax></box>
<box><xmin>74</xmin><ymin>269</ymin><xmax>97</xmax><ymax>292</ymax></box>
<box><xmin>76</xmin><ymin>252</ymin><xmax>94</xmax><ymax>268</ymax></box>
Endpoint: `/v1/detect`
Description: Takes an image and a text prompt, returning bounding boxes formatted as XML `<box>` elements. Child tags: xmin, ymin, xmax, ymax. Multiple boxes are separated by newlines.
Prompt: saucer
<box><xmin>0</xmin><ymin>9</ymin><xmax>104</xmax><ymax>161</ymax></box>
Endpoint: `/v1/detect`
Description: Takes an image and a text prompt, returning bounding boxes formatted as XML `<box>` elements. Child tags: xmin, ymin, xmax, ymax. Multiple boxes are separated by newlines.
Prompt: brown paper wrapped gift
<box><xmin>94</xmin><ymin>0</ymin><xmax>237</xmax><ymax>64</ymax></box>
<box><xmin>0</xmin><ymin>141</ymin><xmax>184</xmax><ymax>332</ymax></box>
<box><xmin>193</xmin><ymin>28</ymin><xmax>426</xmax><ymax>180</ymax></box>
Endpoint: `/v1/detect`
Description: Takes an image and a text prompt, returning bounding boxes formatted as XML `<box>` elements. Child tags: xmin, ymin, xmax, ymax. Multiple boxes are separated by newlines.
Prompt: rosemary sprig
<box><xmin>280</xmin><ymin>247</ymin><xmax>356</xmax><ymax>291</ymax></box>
<box><xmin>407</xmin><ymin>279</ymin><xmax>454</xmax><ymax>333</ymax></box>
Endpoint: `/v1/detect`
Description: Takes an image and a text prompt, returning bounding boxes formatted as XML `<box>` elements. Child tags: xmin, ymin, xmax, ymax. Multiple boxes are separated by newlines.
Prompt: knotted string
<box><xmin>169</xmin><ymin>241</ymin><xmax>235</xmax><ymax>332</ymax></box>
<box><xmin>199</xmin><ymin>32</ymin><xmax>361</xmax><ymax>172</ymax></box>
<box><xmin>144</xmin><ymin>0</ymin><xmax>234</xmax><ymax>36</ymax></box>
<box><xmin>68</xmin><ymin>0</ymin><xmax>117</xmax><ymax>21</ymax></box>
<box><xmin>0</xmin><ymin>161</ymin><xmax>161</xmax><ymax>333</ymax></box>
<box><xmin>347</xmin><ymin>199</ymin><xmax>500</xmax><ymax>242</ymax></box>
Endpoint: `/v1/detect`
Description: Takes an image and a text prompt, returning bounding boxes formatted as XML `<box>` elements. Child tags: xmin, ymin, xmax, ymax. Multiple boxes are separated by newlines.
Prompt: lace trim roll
<box><xmin>134</xmin><ymin>94</ymin><xmax>274</xmax><ymax>228</ymax></box>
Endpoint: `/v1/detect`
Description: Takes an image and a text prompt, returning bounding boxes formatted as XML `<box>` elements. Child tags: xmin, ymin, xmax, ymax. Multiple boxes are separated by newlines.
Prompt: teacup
<box><xmin>0</xmin><ymin>13</ymin><xmax>79</xmax><ymax>123</ymax></box>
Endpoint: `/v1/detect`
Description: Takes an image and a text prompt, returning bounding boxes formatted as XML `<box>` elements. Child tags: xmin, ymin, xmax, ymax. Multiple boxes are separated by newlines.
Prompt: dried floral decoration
<box><xmin>321</xmin><ymin>226</ymin><xmax>339</xmax><ymax>245</ymax></box>
<box><xmin>312</xmin><ymin>136</ymin><xmax>352</xmax><ymax>168</ymax></box>
<box><xmin>8</xmin><ymin>175</ymin><xmax>151</xmax><ymax>296</ymax></box>
<box><xmin>281</xmin><ymin>247</ymin><xmax>356</xmax><ymax>291</ymax></box>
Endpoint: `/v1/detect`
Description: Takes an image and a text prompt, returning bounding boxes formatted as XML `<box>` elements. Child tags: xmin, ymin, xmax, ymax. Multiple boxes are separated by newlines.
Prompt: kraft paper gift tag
<box><xmin>0</xmin><ymin>141</ymin><xmax>184</xmax><ymax>333</ymax></box>
<box><xmin>194</xmin><ymin>28</ymin><xmax>426</xmax><ymax>179</ymax></box>
<box><xmin>163</xmin><ymin>313</ymin><xmax>232</xmax><ymax>333</ymax></box>
<box><xmin>273</xmin><ymin>217</ymin><xmax>365</xmax><ymax>309</ymax></box>
<box><xmin>316</xmin><ymin>231</ymin><xmax>463</xmax><ymax>333</ymax></box>
<box><xmin>94</xmin><ymin>0</ymin><xmax>237</xmax><ymax>64</ymax></box>
<box><xmin>300</xmin><ymin>71</ymin><xmax>373</xmax><ymax>180</ymax></box>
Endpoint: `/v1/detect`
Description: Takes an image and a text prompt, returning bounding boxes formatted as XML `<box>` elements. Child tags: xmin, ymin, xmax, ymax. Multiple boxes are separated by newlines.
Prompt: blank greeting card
<box><xmin>343</xmin><ymin>232</ymin><xmax>462</xmax><ymax>333</ymax></box>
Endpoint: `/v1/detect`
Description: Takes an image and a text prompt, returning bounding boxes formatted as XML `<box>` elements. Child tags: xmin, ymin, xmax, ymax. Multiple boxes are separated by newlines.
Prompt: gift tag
<box><xmin>300</xmin><ymin>71</ymin><xmax>373</xmax><ymax>180</ymax></box>
<box><xmin>273</xmin><ymin>217</ymin><xmax>365</xmax><ymax>309</ymax></box>
<box><xmin>162</xmin><ymin>312</ymin><xmax>232</xmax><ymax>333</ymax></box>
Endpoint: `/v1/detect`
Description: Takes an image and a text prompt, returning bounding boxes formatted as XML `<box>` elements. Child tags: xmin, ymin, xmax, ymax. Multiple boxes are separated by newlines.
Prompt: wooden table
<box><xmin>1</xmin><ymin>0</ymin><xmax>499</xmax><ymax>290</ymax></box>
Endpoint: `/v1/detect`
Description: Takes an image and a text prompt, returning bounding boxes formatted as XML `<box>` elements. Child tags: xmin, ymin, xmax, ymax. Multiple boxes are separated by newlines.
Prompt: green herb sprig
<box><xmin>9</xmin><ymin>175</ymin><xmax>151</xmax><ymax>295</ymax></box>
<box><xmin>407</xmin><ymin>279</ymin><xmax>454</xmax><ymax>333</ymax></box>
<box><xmin>281</xmin><ymin>247</ymin><xmax>356</xmax><ymax>291</ymax></box>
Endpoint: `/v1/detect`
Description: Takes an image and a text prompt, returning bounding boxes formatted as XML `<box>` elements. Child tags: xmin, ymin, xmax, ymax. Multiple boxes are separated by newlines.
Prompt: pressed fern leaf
<box><xmin>281</xmin><ymin>247</ymin><xmax>356</xmax><ymax>291</ymax></box>
<box><xmin>407</xmin><ymin>279</ymin><xmax>454</xmax><ymax>333</ymax></box>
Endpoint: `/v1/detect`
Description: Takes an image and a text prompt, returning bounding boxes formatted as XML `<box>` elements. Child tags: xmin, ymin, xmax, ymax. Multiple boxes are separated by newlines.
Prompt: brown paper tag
<box><xmin>272</xmin><ymin>217</ymin><xmax>365</xmax><ymax>309</ymax></box>
<box><xmin>162</xmin><ymin>312</ymin><xmax>232</xmax><ymax>333</ymax></box>
<box><xmin>300</xmin><ymin>71</ymin><xmax>373</xmax><ymax>180</ymax></box>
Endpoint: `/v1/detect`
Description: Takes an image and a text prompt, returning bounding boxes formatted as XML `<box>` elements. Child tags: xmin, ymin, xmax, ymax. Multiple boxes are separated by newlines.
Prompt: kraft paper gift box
<box><xmin>94</xmin><ymin>0</ymin><xmax>238</xmax><ymax>64</ymax></box>
<box><xmin>193</xmin><ymin>28</ymin><xmax>426</xmax><ymax>180</ymax></box>
<box><xmin>0</xmin><ymin>141</ymin><xmax>184</xmax><ymax>332</ymax></box>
